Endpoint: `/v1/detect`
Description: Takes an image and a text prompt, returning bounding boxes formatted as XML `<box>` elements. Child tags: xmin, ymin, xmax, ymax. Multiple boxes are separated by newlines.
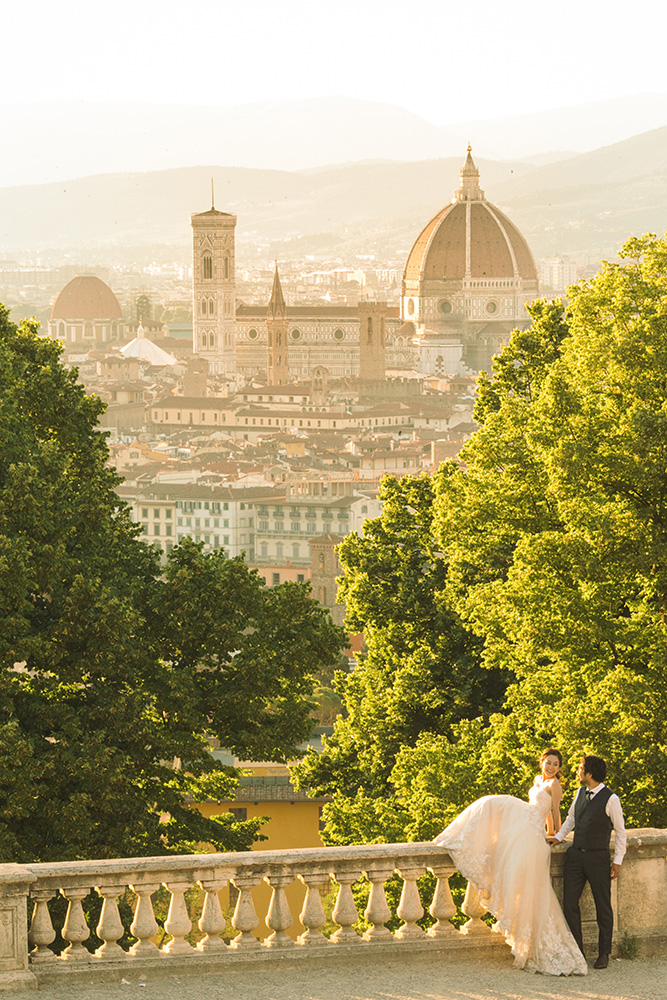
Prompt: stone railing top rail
<box><xmin>2</xmin><ymin>841</ymin><xmax>452</xmax><ymax>889</ymax></box>
<box><xmin>1</xmin><ymin>828</ymin><xmax>665</xmax><ymax>890</ymax></box>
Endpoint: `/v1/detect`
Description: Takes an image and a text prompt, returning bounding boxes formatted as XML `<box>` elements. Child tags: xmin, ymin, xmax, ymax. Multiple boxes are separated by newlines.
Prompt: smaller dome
<box><xmin>51</xmin><ymin>275</ymin><xmax>123</xmax><ymax>321</ymax></box>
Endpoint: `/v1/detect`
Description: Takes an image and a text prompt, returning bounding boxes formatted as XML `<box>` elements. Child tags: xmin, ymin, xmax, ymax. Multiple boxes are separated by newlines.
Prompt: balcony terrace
<box><xmin>1</xmin><ymin>831</ymin><xmax>665</xmax><ymax>995</ymax></box>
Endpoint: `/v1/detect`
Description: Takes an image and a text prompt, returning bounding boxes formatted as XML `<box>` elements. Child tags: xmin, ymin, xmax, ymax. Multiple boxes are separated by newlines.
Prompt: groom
<box><xmin>548</xmin><ymin>755</ymin><xmax>626</xmax><ymax>969</ymax></box>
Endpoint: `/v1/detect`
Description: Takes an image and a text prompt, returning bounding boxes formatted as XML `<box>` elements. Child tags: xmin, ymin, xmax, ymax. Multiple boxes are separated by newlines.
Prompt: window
<box><xmin>272</xmin><ymin>573</ymin><xmax>280</xmax><ymax>586</ymax></box>
<box><xmin>297</xmin><ymin>574</ymin><xmax>305</xmax><ymax>583</ymax></box>
<box><xmin>165</xmin><ymin>525</ymin><xmax>172</xmax><ymax>537</ymax></box>
<box><xmin>292</xmin><ymin>544</ymin><xmax>300</xmax><ymax>558</ymax></box>
<box><xmin>229</xmin><ymin>807</ymin><xmax>247</xmax><ymax>821</ymax></box>
<box><xmin>202</xmin><ymin>252</ymin><xmax>213</xmax><ymax>279</ymax></box>
<box><xmin>276</xmin><ymin>543</ymin><xmax>283</xmax><ymax>558</ymax></box>
<box><xmin>166</xmin><ymin>509</ymin><xmax>172</xmax><ymax>519</ymax></box>
<box><xmin>154</xmin><ymin>508</ymin><xmax>160</xmax><ymax>518</ymax></box>
<box><xmin>274</xmin><ymin>522</ymin><xmax>284</xmax><ymax>532</ymax></box>
<box><xmin>291</xmin><ymin>521</ymin><xmax>300</xmax><ymax>532</ymax></box>
<box><xmin>141</xmin><ymin>508</ymin><xmax>148</xmax><ymax>519</ymax></box>
<box><xmin>259</xmin><ymin>520</ymin><xmax>269</xmax><ymax>531</ymax></box>
<box><xmin>153</xmin><ymin>525</ymin><xmax>160</xmax><ymax>535</ymax></box>
<box><xmin>260</xmin><ymin>543</ymin><xmax>268</xmax><ymax>557</ymax></box>
<box><xmin>307</xmin><ymin>522</ymin><xmax>316</xmax><ymax>534</ymax></box>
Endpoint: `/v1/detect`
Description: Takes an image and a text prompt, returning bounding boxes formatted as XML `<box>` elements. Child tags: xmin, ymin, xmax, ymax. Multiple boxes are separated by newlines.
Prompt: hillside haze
<box><xmin>2</xmin><ymin>124</ymin><xmax>667</xmax><ymax>265</ymax></box>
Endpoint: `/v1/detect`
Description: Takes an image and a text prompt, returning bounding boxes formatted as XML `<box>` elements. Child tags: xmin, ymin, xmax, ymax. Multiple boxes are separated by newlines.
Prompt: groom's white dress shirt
<box><xmin>554</xmin><ymin>783</ymin><xmax>627</xmax><ymax>864</ymax></box>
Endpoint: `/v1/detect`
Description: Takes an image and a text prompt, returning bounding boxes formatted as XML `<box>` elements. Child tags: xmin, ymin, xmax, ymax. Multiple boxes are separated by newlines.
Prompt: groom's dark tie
<box><xmin>584</xmin><ymin>789</ymin><xmax>594</xmax><ymax>805</ymax></box>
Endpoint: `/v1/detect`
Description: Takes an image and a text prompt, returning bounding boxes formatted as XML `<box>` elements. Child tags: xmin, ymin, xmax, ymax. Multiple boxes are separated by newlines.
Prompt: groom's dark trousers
<box><xmin>562</xmin><ymin>846</ymin><xmax>613</xmax><ymax>955</ymax></box>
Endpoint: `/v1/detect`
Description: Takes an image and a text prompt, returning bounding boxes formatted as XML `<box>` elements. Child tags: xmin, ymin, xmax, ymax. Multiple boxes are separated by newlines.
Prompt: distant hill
<box><xmin>1</xmin><ymin>127</ymin><xmax>666</xmax><ymax>264</ymax></box>
<box><xmin>1</xmin><ymin>93</ymin><xmax>666</xmax><ymax>187</ymax></box>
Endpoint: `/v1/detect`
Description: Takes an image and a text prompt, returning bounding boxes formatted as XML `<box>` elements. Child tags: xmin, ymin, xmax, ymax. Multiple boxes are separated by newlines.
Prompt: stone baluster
<box><xmin>427</xmin><ymin>866</ymin><xmax>458</xmax><ymax>938</ymax></box>
<box><xmin>94</xmin><ymin>883</ymin><xmax>128</xmax><ymax>959</ymax></box>
<box><xmin>296</xmin><ymin>873</ymin><xmax>330</xmax><ymax>946</ymax></box>
<box><xmin>197</xmin><ymin>879</ymin><xmax>228</xmax><ymax>953</ymax></box>
<box><xmin>162</xmin><ymin>880</ymin><xmax>197</xmax><ymax>955</ymax></box>
<box><xmin>60</xmin><ymin>887</ymin><xmax>92</xmax><ymax>961</ymax></box>
<box><xmin>129</xmin><ymin>882</ymin><xmax>161</xmax><ymax>956</ymax></box>
<box><xmin>229</xmin><ymin>875</ymin><xmax>262</xmax><ymax>950</ymax></box>
<box><xmin>395</xmin><ymin>867</ymin><xmax>425</xmax><ymax>939</ymax></box>
<box><xmin>28</xmin><ymin>891</ymin><xmax>57</xmax><ymax>963</ymax></box>
<box><xmin>264</xmin><ymin>873</ymin><xmax>294</xmax><ymax>948</ymax></box>
<box><xmin>362</xmin><ymin>868</ymin><xmax>394</xmax><ymax>941</ymax></box>
<box><xmin>330</xmin><ymin>870</ymin><xmax>362</xmax><ymax>944</ymax></box>
<box><xmin>460</xmin><ymin>880</ymin><xmax>492</xmax><ymax>937</ymax></box>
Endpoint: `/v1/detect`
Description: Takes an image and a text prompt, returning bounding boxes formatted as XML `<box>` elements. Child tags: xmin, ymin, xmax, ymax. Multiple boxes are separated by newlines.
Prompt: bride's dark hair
<box><xmin>539</xmin><ymin>747</ymin><xmax>563</xmax><ymax>779</ymax></box>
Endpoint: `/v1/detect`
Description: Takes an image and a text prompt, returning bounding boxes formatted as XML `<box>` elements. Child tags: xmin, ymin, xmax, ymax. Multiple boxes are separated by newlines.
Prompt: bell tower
<box><xmin>191</xmin><ymin>188</ymin><xmax>237</xmax><ymax>376</ymax></box>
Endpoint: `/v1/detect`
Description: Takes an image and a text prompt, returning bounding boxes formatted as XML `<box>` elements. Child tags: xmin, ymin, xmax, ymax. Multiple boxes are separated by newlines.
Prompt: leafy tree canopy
<box><xmin>394</xmin><ymin>234</ymin><xmax>667</xmax><ymax>834</ymax></box>
<box><xmin>0</xmin><ymin>307</ymin><xmax>345</xmax><ymax>862</ymax></box>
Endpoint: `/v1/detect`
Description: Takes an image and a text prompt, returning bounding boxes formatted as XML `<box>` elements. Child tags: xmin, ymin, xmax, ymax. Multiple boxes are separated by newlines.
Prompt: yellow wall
<box><xmin>199</xmin><ymin>798</ymin><xmax>326</xmax><ymax>940</ymax></box>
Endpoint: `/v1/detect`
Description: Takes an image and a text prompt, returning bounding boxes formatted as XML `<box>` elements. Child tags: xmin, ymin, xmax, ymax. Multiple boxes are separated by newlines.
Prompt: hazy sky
<box><xmin>5</xmin><ymin>0</ymin><xmax>666</xmax><ymax>124</ymax></box>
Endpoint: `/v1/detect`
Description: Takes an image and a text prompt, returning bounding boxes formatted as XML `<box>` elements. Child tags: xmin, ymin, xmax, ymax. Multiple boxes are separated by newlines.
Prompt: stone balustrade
<box><xmin>0</xmin><ymin>829</ymin><xmax>665</xmax><ymax>991</ymax></box>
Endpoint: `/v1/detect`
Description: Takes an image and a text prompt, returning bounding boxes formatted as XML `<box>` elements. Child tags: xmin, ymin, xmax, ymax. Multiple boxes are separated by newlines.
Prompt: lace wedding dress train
<box><xmin>433</xmin><ymin>783</ymin><xmax>587</xmax><ymax>976</ymax></box>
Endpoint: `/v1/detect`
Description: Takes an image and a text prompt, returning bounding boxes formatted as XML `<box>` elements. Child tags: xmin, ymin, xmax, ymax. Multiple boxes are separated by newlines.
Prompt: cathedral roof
<box><xmin>51</xmin><ymin>275</ymin><xmax>123</xmax><ymax>320</ymax></box>
<box><xmin>403</xmin><ymin>149</ymin><xmax>537</xmax><ymax>283</ymax></box>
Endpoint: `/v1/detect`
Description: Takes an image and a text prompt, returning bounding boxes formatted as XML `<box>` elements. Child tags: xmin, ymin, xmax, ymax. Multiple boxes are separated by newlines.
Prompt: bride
<box><xmin>433</xmin><ymin>748</ymin><xmax>587</xmax><ymax>976</ymax></box>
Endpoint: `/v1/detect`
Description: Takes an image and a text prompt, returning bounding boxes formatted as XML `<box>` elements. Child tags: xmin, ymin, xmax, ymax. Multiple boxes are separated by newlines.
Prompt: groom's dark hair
<box><xmin>583</xmin><ymin>755</ymin><xmax>607</xmax><ymax>782</ymax></box>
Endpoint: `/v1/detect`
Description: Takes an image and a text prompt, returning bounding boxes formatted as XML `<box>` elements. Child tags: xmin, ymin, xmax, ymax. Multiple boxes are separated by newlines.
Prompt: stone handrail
<box><xmin>1</xmin><ymin>829</ymin><xmax>665</xmax><ymax>991</ymax></box>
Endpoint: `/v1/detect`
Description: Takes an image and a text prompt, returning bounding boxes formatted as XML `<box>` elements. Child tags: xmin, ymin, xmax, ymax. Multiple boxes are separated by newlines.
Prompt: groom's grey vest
<box><xmin>573</xmin><ymin>785</ymin><xmax>613</xmax><ymax>850</ymax></box>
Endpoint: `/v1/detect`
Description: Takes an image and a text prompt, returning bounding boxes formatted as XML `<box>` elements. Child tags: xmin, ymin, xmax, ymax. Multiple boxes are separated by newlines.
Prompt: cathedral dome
<box><xmin>51</xmin><ymin>275</ymin><xmax>123</xmax><ymax>320</ymax></box>
<box><xmin>403</xmin><ymin>148</ymin><xmax>537</xmax><ymax>284</ymax></box>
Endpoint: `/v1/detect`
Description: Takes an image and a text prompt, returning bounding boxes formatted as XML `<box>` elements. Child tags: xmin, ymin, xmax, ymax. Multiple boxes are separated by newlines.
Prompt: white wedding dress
<box><xmin>433</xmin><ymin>781</ymin><xmax>587</xmax><ymax>976</ymax></box>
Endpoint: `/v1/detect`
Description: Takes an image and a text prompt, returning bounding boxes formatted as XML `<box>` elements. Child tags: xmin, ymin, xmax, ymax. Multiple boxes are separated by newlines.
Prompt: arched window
<box><xmin>200</xmin><ymin>333</ymin><xmax>207</xmax><ymax>349</ymax></box>
<box><xmin>200</xmin><ymin>300</ymin><xmax>207</xmax><ymax>315</ymax></box>
<box><xmin>367</xmin><ymin>316</ymin><xmax>373</xmax><ymax>343</ymax></box>
<box><xmin>202</xmin><ymin>252</ymin><xmax>213</xmax><ymax>279</ymax></box>
<box><xmin>209</xmin><ymin>299</ymin><xmax>215</xmax><ymax>314</ymax></box>
<box><xmin>224</xmin><ymin>257</ymin><xmax>229</xmax><ymax>279</ymax></box>
<box><xmin>209</xmin><ymin>333</ymin><xmax>216</xmax><ymax>348</ymax></box>
<box><xmin>84</xmin><ymin>322</ymin><xmax>93</xmax><ymax>339</ymax></box>
<box><xmin>319</xmin><ymin>553</ymin><xmax>325</xmax><ymax>570</ymax></box>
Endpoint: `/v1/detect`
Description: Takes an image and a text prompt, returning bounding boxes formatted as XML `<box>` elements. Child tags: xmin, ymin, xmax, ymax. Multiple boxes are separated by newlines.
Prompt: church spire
<box><xmin>455</xmin><ymin>145</ymin><xmax>485</xmax><ymax>202</ymax></box>
<box><xmin>267</xmin><ymin>261</ymin><xmax>287</xmax><ymax>320</ymax></box>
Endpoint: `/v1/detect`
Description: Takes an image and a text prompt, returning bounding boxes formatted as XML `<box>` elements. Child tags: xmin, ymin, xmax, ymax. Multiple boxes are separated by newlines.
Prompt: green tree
<box><xmin>0</xmin><ymin>307</ymin><xmax>345</xmax><ymax>862</ymax></box>
<box><xmin>293</xmin><ymin>474</ymin><xmax>507</xmax><ymax>844</ymax></box>
<box><xmin>395</xmin><ymin>235</ymin><xmax>667</xmax><ymax>833</ymax></box>
<box><xmin>135</xmin><ymin>294</ymin><xmax>151</xmax><ymax>322</ymax></box>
